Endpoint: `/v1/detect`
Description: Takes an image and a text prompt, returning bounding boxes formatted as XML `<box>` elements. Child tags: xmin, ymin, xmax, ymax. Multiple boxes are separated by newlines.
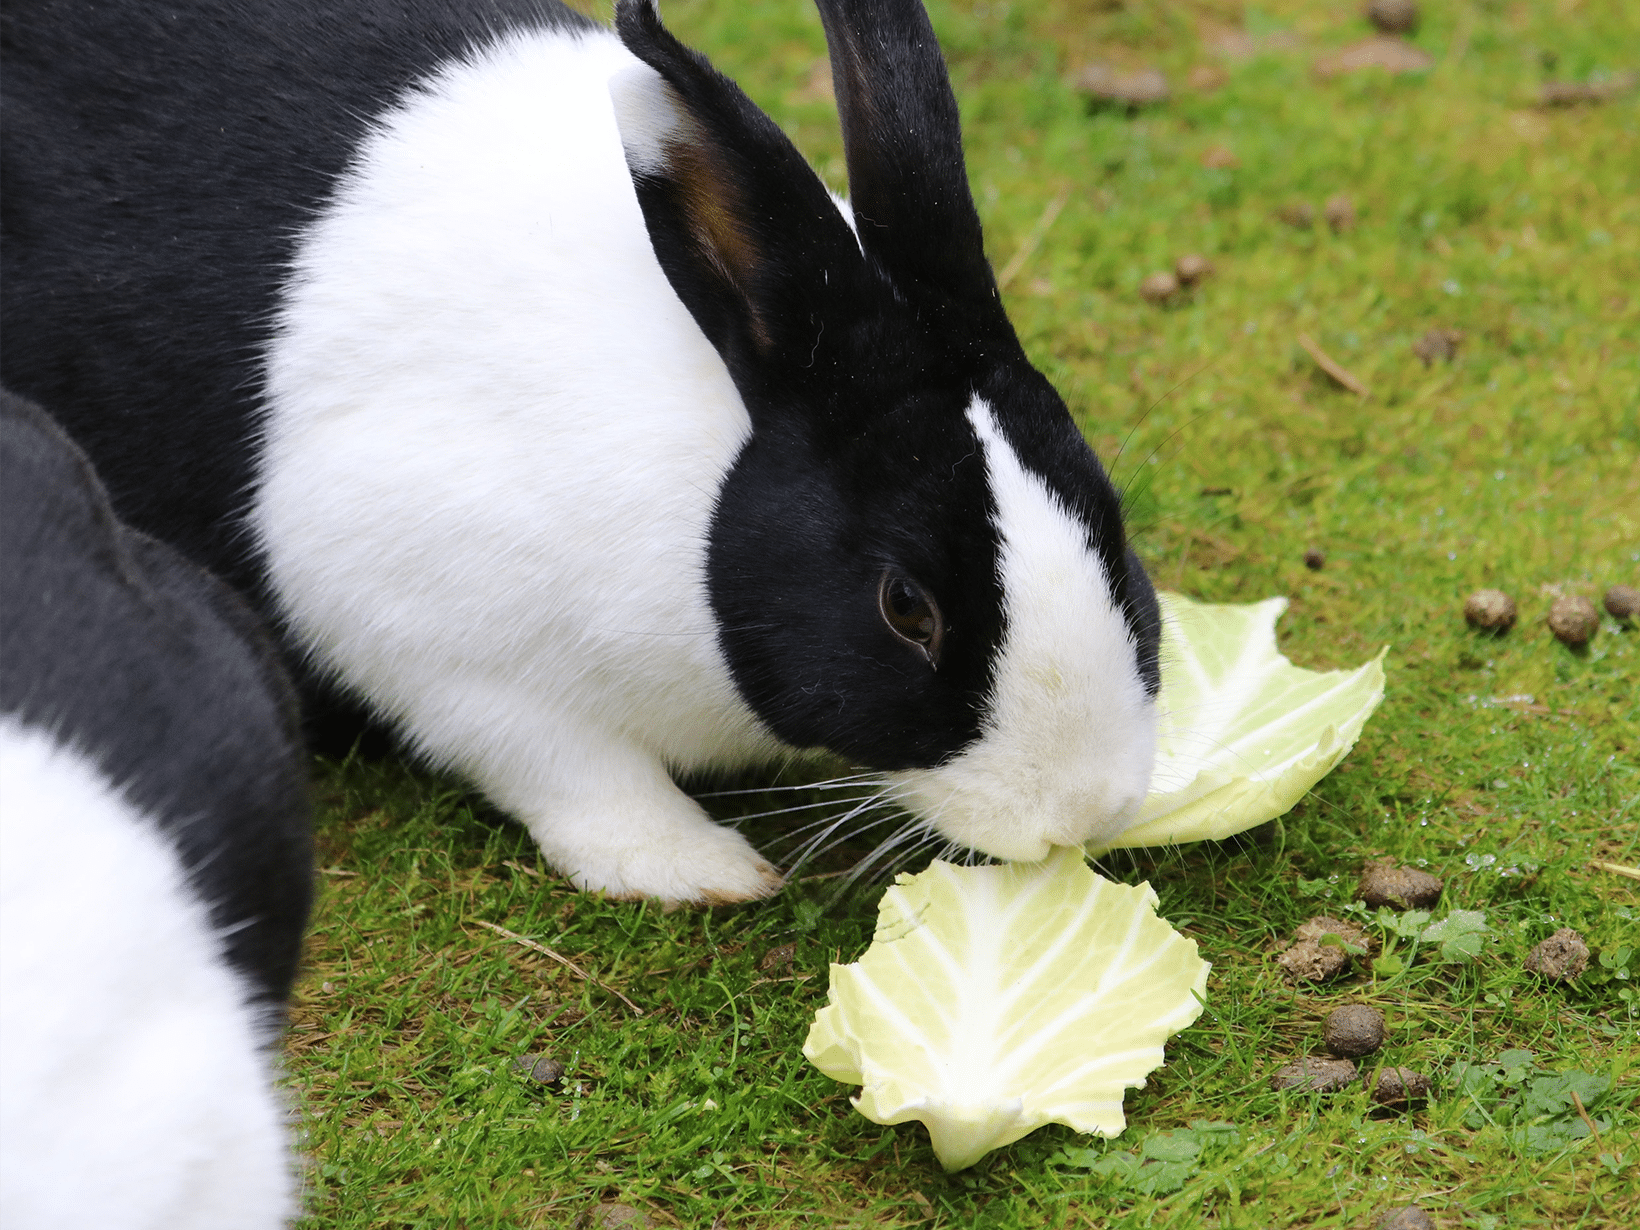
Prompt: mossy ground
<box><xmin>285</xmin><ymin>2</ymin><xmax>1638</xmax><ymax>1225</ymax></box>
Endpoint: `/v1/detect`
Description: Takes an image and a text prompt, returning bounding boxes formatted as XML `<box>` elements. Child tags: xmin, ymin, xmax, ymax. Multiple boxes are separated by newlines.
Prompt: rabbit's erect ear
<box><xmin>614</xmin><ymin>0</ymin><xmax>868</xmax><ymax>365</ymax></box>
<box><xmin>813</xmin><ymin>0</ymin><xmax>1000</xmax><ymax>311</ymax></box>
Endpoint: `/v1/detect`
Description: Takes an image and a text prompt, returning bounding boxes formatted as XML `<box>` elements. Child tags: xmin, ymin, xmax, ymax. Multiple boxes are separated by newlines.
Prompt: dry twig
<box><xmin>996</xmin><ymin>186</ymin><xmax>1071</xmax><ymax>290</ymax></box>
<box><xmin>1589</xmin><ymin>860</ymin><xmax>1640</xmax><ymax>881</ymax></box>
<box><xmin>1297</xmin><ymin>331</ymin><xmax>1370</xmax><ymax>397</ymax></box>
<box><xmin>1571</xmin><ymin>1089</ymin><xmax>1603</xmax><ymax>1143</ymax></box>
<box><xmin>469</xmin><ymin>918</ymin><xmax>644</xmax><ymax>1015</ymax></box>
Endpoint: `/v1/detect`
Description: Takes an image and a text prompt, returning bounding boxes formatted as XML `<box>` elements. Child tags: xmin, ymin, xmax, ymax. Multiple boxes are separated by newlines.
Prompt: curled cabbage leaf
<box><xmin>1096</xmin><ymin>591</ymin><xmax>1388</xmax><ymax>853</ymax></box>
<box><xmin>803</xmin><ymin>848</ymin><xmax>1209</xmax><ymax>1171</ymax></box>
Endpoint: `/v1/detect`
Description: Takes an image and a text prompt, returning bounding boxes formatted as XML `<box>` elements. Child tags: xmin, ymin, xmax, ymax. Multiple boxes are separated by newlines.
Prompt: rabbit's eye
<box><xmin>878</xmin><ymin>569</ymin><xmax>944</xmax><ymax>668</ymax></box>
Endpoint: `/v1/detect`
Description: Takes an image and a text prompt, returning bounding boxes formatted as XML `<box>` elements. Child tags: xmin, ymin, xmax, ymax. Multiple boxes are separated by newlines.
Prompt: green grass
<box><xmin>285</xmin><ymin>1</ymin><xmax>1639</xmax><ymax>1225</ymax></box>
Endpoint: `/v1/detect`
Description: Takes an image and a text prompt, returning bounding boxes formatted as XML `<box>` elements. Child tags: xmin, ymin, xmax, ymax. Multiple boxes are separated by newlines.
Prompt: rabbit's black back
<box><xmin>0</xmin><ymin>390</ymin><xmax>312</xmax><ymax>1004</ymax></box>
<box><xmin>0</xmin><ymin>0</ymin><xmax>593</xmax><ymax>596</ymax></box>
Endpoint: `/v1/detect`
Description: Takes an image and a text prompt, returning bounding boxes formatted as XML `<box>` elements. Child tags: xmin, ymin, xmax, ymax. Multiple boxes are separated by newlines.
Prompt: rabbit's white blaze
<box><xmin>0</xmin><ymin>719</ymin><xmax>294</xmax><ymax>1229</ymax></box>
<box><xmin>890</xmin><ymin>402</ymin><xmax>1158</xmax><ymax>862</ymax></box>
<box><xmin>256</xmin><ymin>29</ymin><xmax>786</xmax><ymax>902</ymax></box>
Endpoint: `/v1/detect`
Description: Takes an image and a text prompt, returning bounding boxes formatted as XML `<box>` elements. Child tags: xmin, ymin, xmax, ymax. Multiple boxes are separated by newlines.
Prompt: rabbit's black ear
<box><xmin>813</xmin><ymin>0</ymin><xmax>999</xmax><ymax>310</ymax></box>
<box><xmin>614</xmin><ymin>0</ymin><xmax>868</xmax><ymax>366</ymax></box>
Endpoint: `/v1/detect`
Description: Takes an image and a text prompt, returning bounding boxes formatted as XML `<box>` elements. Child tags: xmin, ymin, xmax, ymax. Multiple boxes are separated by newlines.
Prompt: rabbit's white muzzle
<box><xmin>891</xmin><ymin>402</ymin><xmax>1159</xmax><ymax>862</ymax></box>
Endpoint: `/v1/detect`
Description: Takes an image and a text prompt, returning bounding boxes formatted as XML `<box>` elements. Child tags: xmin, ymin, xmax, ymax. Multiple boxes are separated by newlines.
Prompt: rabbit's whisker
<box><xmin>781</xmin><ymin>784</ymin><xmax>915</xmax><ymax>876</ymax></box>
<box><xmin>692</xmin><ymin>772</ymin><xmax>888</xmax><ymax>800</ymax></box>
<box><xmin>721</xmin><ymin>793</ymin><xmax>887</xmax><ymax>828</ymax></box>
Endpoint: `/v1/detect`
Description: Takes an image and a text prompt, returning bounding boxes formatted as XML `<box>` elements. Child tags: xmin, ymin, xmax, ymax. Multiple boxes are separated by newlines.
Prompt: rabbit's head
<box><xmin>613</xmin><ymin>0</ymin><xmax>1161</xmax><ymax>860</ymax></box>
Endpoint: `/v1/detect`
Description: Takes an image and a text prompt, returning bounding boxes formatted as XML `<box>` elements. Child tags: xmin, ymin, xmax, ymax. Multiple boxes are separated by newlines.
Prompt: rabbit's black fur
<box><xmin>0</xmin><ymin>390</ymin><xmax>312</xmax><ymax>1003</ymax></box>
<box><xmin>1</xmin><ymin>389</ymin><xmax>310</xmax><ymax>1224</ymax></box>
<box><xmin>0</xmin><ymin>0</ymin><xmax>595</xmax><ymax>599</ymax></box>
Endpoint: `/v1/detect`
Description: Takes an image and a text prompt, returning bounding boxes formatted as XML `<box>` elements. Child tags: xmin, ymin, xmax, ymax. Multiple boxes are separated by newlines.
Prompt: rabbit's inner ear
<box><xmin>611</xmin><ymin>64</ymin><xmax>776</xmax><ymax>353</ymax></box>
<box><xmin>613</xmin><ymin>0</ymin><xmax>866</xmax><ymax>371</ymax></box>
<box><xmin>612</xmin><ymin>66</ymin><xmax>758</xmax><ymax>280</ymax></box>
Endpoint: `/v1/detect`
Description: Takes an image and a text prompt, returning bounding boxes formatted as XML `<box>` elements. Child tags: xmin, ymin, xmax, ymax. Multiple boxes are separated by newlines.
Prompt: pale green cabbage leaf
<box><xmin>1095</xmin><ymin>591</ymin><xmax>1388</xmax><ymax>853</ymax></box>
<box><xmin>803</xmin><ymin>594</ymin><xmax>1385</xmax><ymax>1169</ymax></box>
<box><xmin>803</xmin><ymin>847</ymin><xmax>1209</xmax><ymax>1171</ymax></box>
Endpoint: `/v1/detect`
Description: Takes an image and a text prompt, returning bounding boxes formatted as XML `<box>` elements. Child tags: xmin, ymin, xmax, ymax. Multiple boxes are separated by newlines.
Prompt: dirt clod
<box><xmin>1187</xmin><ymin>64</ymin><xmax>1229</xmax><ymax>93</ymax></box>
<box><xmin>1463</xmin><ymin>588</ymin><xmax>1516</xmax><ymax>633</ymax></box>
<box><xmin>1523</xmin><ymin>927</ymin><xmax>1589</xmax><ymax>981</ymax></box>
<box><xmin>758</xmin><ymin>943</ymin><xmax>796</xmax><ymax>973</ymax></box>
<box><xmin>1276</xmin><ymin>201</ymin><xmax>1315</xmax><ymax>229</ymax></box>
<box><xmin>1547</xmin><ymin>594</ymin><xmax>1599</xmax><ymax>646</ymax></box>
<box><xmin>1276</xmin><ymin>939</ymin><xmax>1352</xmax><ymax>984</ymax></box>
<box><xmin>1367</xmin><ymin>0</ymin><xmax>1419</xmax><ymax>35</ymax></box>
<box><xmin>1539</xmin><ymin>74</ymin><xmax>1638</xmax><ymax>107</ymax></box>
<box><xmin>1139</xmin><ymin>271</ymin><xmax>1181</xmax><ymax>305</ymax></box>
<box><xmin>1602</xmin><ymin>584</ymin><xmax>1638</xmax><ymax>622</ymax></box>
<box><xmin>1368</xmin><ymin>1066</ymin><xmax>1432</xmax><ymax>1108</ymax></box>
<box><xmin>1270</xmin><ymin>1056</ymin><xmax>1358</xmax><ymax>1092</ymax></box>
<box><xmin>513</xmin><ymin>1054</ymin><xmax>565</xmax><ymax>1084</ymax></box>
<box><xmin>1175</xmin><ymin>253</ymin><xmax>1215</xmax><ymax>287</ymax></box>
<box><xmin>1077</xmin><ymin>64</ymin><xmax>1170</xmax><ymax>107</ymax></box>
<box><xmin>1304</xmin><ymin>548</ymin><xmax>1326</xmax><ymax>571</ymax></box>
<box><xmin>576</xmin><ymin>1204</ymin><xmax>649</xmax><ymax>1230</ymax></box>
<box><xmin>1359</xmin><ymin>860</ymin><xmax>1443</xmax><ymax>910</ymax></box>
<box><xmin>1324</xmin><ymin>1005</ymin><xmax>1386</xmax><ymax>1057</ymax></box>
<box><xmin>1324</xmin><ymin>193</ymin><xmax>1356</xmax><ymax>233</ymax></box>
<box><xmin>1314</xmin><ymin>36</ymin><xmax>1433</xmax><ymax>78</ymax></box>
<box><xmin>1413</xmin><ymin>327</ymin><xmax>1463</xmax><ymax>366</ymax></box>
<box><xmin>1374</xmin><ymin>1206</ymin><xmax>1436</xmax><ymax>1230</ymax></box>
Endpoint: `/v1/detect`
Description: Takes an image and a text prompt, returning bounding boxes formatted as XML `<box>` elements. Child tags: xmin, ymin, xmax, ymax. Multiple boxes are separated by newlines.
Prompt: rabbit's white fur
<box><xmin>0</xmin><ymin>718</ymin><xmax>295</xmax><ymax>1229</ymax></box>
<box><xmin>257</xmin><ymin>29</ymin><xmax>786</xmax><ymax>901</ymax></box>
<box><xmin>891</xmin><ymin>402</ymin><xmax>1157</xmax><ymax>861</ymax></box>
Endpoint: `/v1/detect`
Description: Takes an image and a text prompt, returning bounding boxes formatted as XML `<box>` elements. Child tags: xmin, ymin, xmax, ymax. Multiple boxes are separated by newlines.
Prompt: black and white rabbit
<box><xmin>0</xmin><ymin>0</ymin><xmax>1162</xmax><ymax>904</ymax></box>
<box><xmin>0</xmin><ymin>391</ymin><xmax>311</xmax><ymax>1227</ymax></box>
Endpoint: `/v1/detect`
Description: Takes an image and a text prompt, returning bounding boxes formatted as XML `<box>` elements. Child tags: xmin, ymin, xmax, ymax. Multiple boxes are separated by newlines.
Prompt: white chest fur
<box><xmin>0</xmin><ymin>720</ymin><xmax>294</xmax><ymax>1229</ymax></box>
<box><xmin>255</xmin><ymin>28</ymin><xmax>785</xmax><ymax>901</ymax></box>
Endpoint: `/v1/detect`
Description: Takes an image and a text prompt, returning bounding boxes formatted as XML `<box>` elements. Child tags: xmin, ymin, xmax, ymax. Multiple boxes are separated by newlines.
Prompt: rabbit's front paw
<box><xmin>529</xmin><ymin>799</ymin><xmax>783</xmax><ymax>905</ymax></box>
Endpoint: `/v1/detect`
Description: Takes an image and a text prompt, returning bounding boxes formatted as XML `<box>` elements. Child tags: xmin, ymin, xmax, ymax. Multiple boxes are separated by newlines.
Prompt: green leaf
<box><xmin>1087</xmin><ymin>1136</ymin><xmax>1200</xmax><ymax>1195</ymax></box>
<box><xmin>1451</xmin><ymin>1060</ymin><xmax>1498</xmax><ymax>1100</ymax></box>
<box><xmin>1521</xmin><ymin>1117</ymin><xmax>1606</xmax><ymax>1155</ymax></box>
<box><xmin>1142</xmin><ymin>1131</ymin><xmax>1203</xmax><ymax>1164</ymax></box>
<box><xmin>1090</xmin><ymin>1151</ymin><xmax>1142</xmax><ymax>1182</ymax></box>
<box><xmin>1131</xmin><ymin>1159</ymin><xmax>1197</xmax><ymax>1196</ymax></box>
<box><xmin>1518</xmin><ymin>1072</ymin><xmax>1611</xmax><ymax>1121</ymax></box>
<box><xmin>802</xmin><ymin>848</ymin><xmax>1210</xmax><ymax>1171</ymax></box>
<box><xmin>1094</xmin><ymin>592</ymin><xmax>1387</xmax><ymax>852</ymax></box>
<box><xmin>1449</xmin><ymin>1053</ymin><xmax>1611</xmax><ymax>1144</ymax></box>
<box><xmin>1386</xmin><ymin>908</ymin><xmax>1432</xmax><ymax>939</ymax></box>
<box><xmin>1420</xmin><ymin>909</ymin><xmax>1490</xmax><ymax>962</ymax></box>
